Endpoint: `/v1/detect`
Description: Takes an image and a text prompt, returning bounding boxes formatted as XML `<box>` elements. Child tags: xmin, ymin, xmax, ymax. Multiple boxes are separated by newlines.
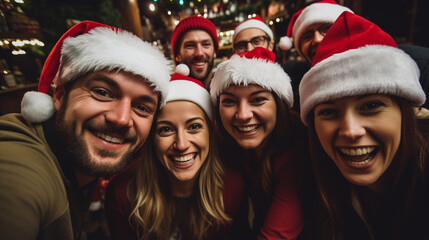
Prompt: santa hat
<box><xmin>166</xmin><ymin>64</ymin><xmax>213</xmax><ymax>121</ymax></box>
<box><xmin>210</xmin><ymin>47</ymin><xmax>293</xmax><ymax>108</ymax></box>
<box><xmin>170</xmin><ymin>16</ymin><xmax>219</xmax><ymax>59</ymax></box>
<box><xmin>233</xmin><ymin>15</ymin><xmax>274</xmax><ymax>41</ymax></box>
<box><xmin>21</xmin><ymin>20</ymin><xmax>172</xmax><ymax>123</ymax></box>
<box><xmin>299</xmin><ymin>12</ymin><xmax>426</xmax><ymax>126</ymax></box>
<box><xmin>279</xmin><ymin>0</ymin><xmax>353</xmax><ymax>52</ymax></box>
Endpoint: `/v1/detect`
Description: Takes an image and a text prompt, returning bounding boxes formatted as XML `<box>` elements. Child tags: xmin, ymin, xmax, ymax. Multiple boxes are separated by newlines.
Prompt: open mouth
<box><xmin>93</xmin><ymin>131</ymin><xmax>126</xmax><ymax>144</ymax></box>
<box><xmin>236</xmin><ymin>124</ymin><xmax>260</xmax><ymax>133</ymax></box>
<box><xmin>171</xmin><ymin>153</ymin><xmax>197</xmax><ymax>166</ymax></box>
<box><xmin>338</xmin><ymin>147</ymin><xmax>378</xmax><ymax>165</ymax></box>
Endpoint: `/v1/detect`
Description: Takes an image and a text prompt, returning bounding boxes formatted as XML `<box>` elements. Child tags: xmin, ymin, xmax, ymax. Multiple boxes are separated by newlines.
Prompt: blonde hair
<box><xmin>128</xmin><ymin>117</ymin><xmax>230</xmax><ymax>240</ymax></box>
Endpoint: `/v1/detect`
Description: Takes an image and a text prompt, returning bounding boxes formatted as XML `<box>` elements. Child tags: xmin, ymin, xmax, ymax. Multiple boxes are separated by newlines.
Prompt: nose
<box><xmin>247</xmin><ymin>42</ymin><xmax>254</xmax><ymax>52</ymax></box>
<box><xmin>338</xmin><ymin>111</ymin><xmax>365</xmax><ymax>141</ymax></box>
<box><xmin>105</xmin><ymin>99</ymin><xmax>132</xmax><ymax>127</ymax></box>
<box><xmin>312</xmin><ymin>31</ymin><xmax>324</xmax><ymax>46</ymax></box>
<box><xmin>195</xmin><ymin>44</ymin><xmax>204</xmax><ymax>57</ymax></box>
<box><xmin>235</xmin><ymin>102</ymin><xmax>253</xmax><ymax>122</ymax></box>
<box><xmin>174</xmin><ymin>130</ymin><xmax>190</xmax><ymax>151</ymax></box>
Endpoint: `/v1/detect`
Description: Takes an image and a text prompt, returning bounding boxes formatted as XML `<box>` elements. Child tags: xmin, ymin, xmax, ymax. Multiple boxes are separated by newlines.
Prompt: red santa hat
<box><xmin>233</xmin><ymin>15</ymin><xmax>274</xmax><ymax>41</ymax></box>
<box><xmin>210</xmin><ymin>47</ymin><xmax>293</xmax><ymax>108</ymax></box>
<box><xmin>170</xmin><ymin>16</ymin><xmax>219</xmax><ymax>59</ymax></box>
<box><xmin>279</xmin><ymin>0</ymin><xmax>353</xmax><ymax>53</ymax></box>
<box><xmin>299</xmin><ymin>12</ymin><xmax>426</xmax><ymax>126</ymax></box>
<box><xmin>167</xmin><ymin>64</ymin><xmax>213</xmax><ymax>121</ymax></box>
<box><xmin>21</xmin><ymin>20</ymin><xmax>172</xmax><ymax>123</ymax></box>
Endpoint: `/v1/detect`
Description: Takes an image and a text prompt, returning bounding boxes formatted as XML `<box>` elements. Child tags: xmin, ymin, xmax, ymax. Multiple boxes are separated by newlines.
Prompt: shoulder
<box><xmin>0</xmin><ymin>114</ymin><xmax>69</xmax><ymax>236</ymax></box>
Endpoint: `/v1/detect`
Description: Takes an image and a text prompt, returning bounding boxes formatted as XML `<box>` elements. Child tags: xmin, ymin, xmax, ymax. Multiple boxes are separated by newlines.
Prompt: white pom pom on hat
<box><xmin>279</xmin><ymin>36</ymin><xmax>293</xmax><ymax>51</ymax></box>
<box><xmin>175</xmin><ymin>64</ymin><xmax>190</xmax><ymax>76</ymax></box>
<box><xmin>21</xmin><ymin>20</ymin><xmax>172</xmax><ymax>123</ymax></box>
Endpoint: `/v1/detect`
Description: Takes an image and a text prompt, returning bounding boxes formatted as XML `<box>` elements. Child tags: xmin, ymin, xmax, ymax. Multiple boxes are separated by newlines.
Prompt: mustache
<box><xmin>84</xmin><ymin>121</ymin><xmax>137</xmax><ymax>141</ymax></box>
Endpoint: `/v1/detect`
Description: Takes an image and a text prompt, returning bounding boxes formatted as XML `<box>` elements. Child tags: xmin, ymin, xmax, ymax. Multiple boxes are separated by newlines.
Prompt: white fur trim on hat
<box><xmin>57</xmin><ymin>27</ymin><xmax>173</xmax><ymax>107</ymax></box>
<box><xmin>293</xmin><ymin>3</ymin><xmax>353</xmax><ymax>55</ymax></box>
<box><xmin>210</xmin><ymin>55</ymin><xmax>293</xmax><ymax>107</ymax></box>
<box><xmin>233</xmin><ymin>19</ymin><xmax>274</xmax><ymax>41</ymax></box>
<box><xmin>165</xmin><ymin>80</ymin><xmax>213</xmax><ymax>121</ymax></box>
<box><xmin>21</xmin><ymin>91</ymin><xmax>55</xmax><ymax>123</ymax></box>
<box><xmin>299</xmin><ymin>45</ymin><xmax>426</xmax><ymax>126</ymax></box>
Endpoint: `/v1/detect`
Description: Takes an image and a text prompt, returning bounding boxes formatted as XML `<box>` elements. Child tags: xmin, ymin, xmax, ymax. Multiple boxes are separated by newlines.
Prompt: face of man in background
<box><xmin>233</xmin><ymin>28</ymin><xmax>274</xmax><ymax>53</ymax></box>
<box><xmin>299</xmin><ymin>22</ymin><xmax>332</xmax><ymax>63</ymax></box>
<box><xmin>175</xmin><ymin>30</ymin><xmax>216</xmax><ymax>85</ymax></box>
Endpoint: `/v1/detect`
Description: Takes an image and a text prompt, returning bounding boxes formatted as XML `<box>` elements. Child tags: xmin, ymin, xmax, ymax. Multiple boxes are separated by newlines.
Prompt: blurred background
<box><xmin>0</xmin><ymin>0</ymin><xmax>428</xmax><ymax>115</ymax></box>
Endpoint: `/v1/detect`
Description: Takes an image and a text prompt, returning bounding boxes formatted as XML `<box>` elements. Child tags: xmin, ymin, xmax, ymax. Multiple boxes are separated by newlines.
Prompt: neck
<box><xmin>169</xmin><ymin>176</ymin><xmax>196</xmax><ymax>198</ymax></box>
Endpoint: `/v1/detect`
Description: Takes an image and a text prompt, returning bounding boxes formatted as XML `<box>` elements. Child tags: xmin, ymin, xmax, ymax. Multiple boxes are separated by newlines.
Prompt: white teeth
<box><xmin>194</xmin><ymin>62</ymin><xmax>205</xmax><ymax>66</ymax></box>
<box><xmin>95</xmin><ymin>132</ymin><xmax>125</xmax><ymax>144</ymax></box>
<box><xmin>237</xmin><ymin>125</ymin><xmax>258</xmax><ymax>132</ymax></box>
<box><xmin>173</xmin><ymin>153</ymin><xmax>196</xmax><ymax>164</ymax></box>
<box><xmin>339</xmin><ymin>147</ymin><xmax>375</xmax><ymax>156</ymax></box>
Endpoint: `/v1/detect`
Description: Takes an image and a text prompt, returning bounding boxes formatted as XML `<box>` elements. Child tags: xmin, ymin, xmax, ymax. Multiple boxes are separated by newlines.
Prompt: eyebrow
<box><xmin>220</xmin><ymin>89</ymin><xmax>271</xmax><ymax>97</ymax></box>
<box><xmin>86</xmin><ymin>73</ymin><xmax>158</xmax><ymax>105</ymax></box>
<box><xmin>156</xmin><ymin>116</ymin><xmax>205</xmax><ymax>125</ymax></box>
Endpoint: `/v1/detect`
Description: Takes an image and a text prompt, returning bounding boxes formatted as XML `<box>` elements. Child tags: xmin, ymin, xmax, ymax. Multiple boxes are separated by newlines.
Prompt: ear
<box><xmin>53</xmin><ymin>85</ymin><xmax>66</xmax><ymax>111</ymax></box>
<box><xmin>175</xmin><ymin>55</ymin><xmax>181</xmax><ymax>64</ymax></box>
<box><xmin>268</xmin><ymin>40</ymin><xmax>275</xmax><ymax>51</ymax></box>
<box><xmin>214</xmin><ymin>52</ymin><xmax>217</xmax><ymax>59</ymax></box>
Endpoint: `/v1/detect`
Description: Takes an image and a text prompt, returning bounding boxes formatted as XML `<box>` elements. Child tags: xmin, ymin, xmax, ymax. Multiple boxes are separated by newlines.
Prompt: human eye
<box><xmin>188</xmin><ymin>122</ymin><xmax>203</xmax><ymax>131</ymax></box>
<box><xmin>157</xmin><ymin>126</ymin><xmax>174</xmax><ymax>136</ymax></box>
<box><xmin>132</xmin><ymin>103</ymin><xmax>154</xmax><ymax>117</ymax></box>
<box><xmin>220</xmin><ymin>97</ymin><xmax>237</xmax><ymax>106</ymax></box>
<box><xmin>184</xmin><ymin>43</ymin><xmax>196</xmax><ymax>49</ymax></box>
<box><xmin>301</xmin><ymin>31</ymin><xmax>313</xmax><ymax>42</ymax></box>
<box><xmin>319</xmin><ymin>24</ymin><xmax>332</xmax><ymax>35</ymax></box>
<box><xmin>315</xmin><ymin>106</ymin><xmax>338</xmax><ymax>119</ymax></box>
<box><xmin>251</xmin><ymin>37</ymin><xmax>264</xmax><ymax>45</ymax></box>
<box><xmin>360</xmin><ymin>101</ymin><xmax>386</xmax><ymax>113</ymax></box>
<box><xmin>91</xmin><ymin>88</ymin><xmax>114</xmax><ymax>101</ymax></box>
<box><xmin>251</xmin><ymin>96</ymin><xmax>267</xmax><ymax>104</ymax></box>
<box><xmin>235</xmin><ymin>41</ymin><xmax>247</xmax><ymax>51</ymax></box>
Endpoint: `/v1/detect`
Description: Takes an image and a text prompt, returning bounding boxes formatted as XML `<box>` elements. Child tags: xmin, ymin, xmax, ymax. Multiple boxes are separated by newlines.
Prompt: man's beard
<box><xmin>187</xmin><ymin>56</ymin><xmax>215</xmax><ymax>82</ymax></box>
<box><xmin>54</xmin><ymin>98</ymin><xmax>136</xmax><ymax>178</ymax></box>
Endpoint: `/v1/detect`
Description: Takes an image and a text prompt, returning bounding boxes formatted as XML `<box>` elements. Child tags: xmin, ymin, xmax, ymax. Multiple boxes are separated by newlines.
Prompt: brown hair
<box><xmin>128</xmin><ymin>113</ymin><xmax>230</xmax><ymax>240</ymax></box>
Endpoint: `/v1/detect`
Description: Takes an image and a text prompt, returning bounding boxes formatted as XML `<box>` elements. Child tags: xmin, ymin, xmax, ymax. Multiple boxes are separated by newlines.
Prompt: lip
<box><xmin>234</xmin><ymin>124</ymin><xmax>261</xmax><ymax>136</ymax></box>
<box><xmin>337</xmin><ymin>146</ymin><xmax>378</xmax><ymax>169</ymax></box>
<box><xmin>192</xmin><ymin>61</ymin><xmax>207</xmax><ymax>69</ymax></box>
<box><xmin>90</xmin><ymin>130</ymin><xmax>130</xmax><ymax>151</ymax></box>
<box><xmin>170</xmin><ymin>152</ymin><xmax>197</xmax><ymax>169</ymax></box>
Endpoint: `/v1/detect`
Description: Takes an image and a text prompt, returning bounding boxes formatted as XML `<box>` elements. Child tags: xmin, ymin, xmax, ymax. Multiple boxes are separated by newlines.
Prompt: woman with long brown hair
<box><xmin>210</xmin><ymin>47</ymin><xmax>308</xmax><ymax>239</ymax></box>
<box><xmin>106</xmin><ymin>68</ymin><xmax>247</xmax><ymax>240</ymax></box>
<box><xmin>299</xmin><ymin>12</ymin><xmax>429</xmax><ymax>240</ymax></box>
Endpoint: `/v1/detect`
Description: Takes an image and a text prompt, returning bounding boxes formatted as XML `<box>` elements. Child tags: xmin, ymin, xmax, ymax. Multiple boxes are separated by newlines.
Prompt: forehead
<box><xmin>234</xmin><ymin>28</ymin><xmax>267</xmax><ymax>42</ymax></box>
<box><xmin>157</xmin><ymin>100</ymin><xmax>206</xmax><ymax>120</ymax></box>
<box><xmin>181</xmin><ymin>30</ymin><xmax>213</xmax><ymax>44</ymax></box>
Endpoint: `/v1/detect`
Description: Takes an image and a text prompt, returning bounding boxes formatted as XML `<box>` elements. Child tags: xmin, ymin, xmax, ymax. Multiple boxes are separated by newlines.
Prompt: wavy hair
<box><xmin>128</xmin><ymin>115</ymin><xmax>230</xmax><ymax>240</ymax></box>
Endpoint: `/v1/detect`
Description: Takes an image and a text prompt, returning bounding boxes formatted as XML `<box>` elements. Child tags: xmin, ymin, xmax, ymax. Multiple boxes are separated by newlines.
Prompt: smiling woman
<box><xmin>210</xmin><ymin>47</ymin><xmax>308</xmax><ymax>239</ymax></box>
<box><xmin>105</xmin><ymin>67</ymin><xmax>248</xmax><ymax>240</ymax></box>
<box><xmin>299</xmin><ymin>12</ymin><xmax>429</xmax><ymax>240</ymax></box>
